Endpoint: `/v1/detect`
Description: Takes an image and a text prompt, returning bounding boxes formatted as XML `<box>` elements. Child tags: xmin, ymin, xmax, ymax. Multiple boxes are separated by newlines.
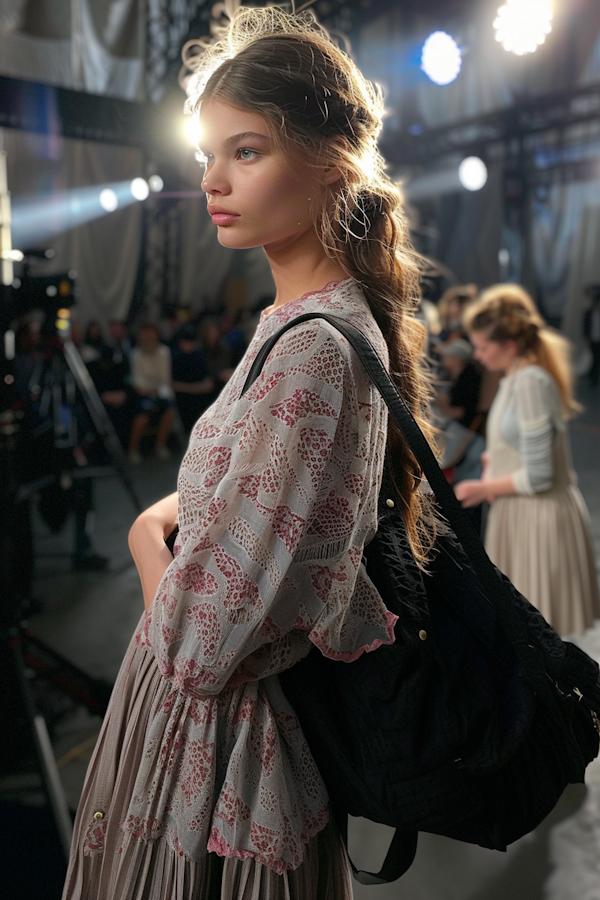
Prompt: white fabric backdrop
<box><xmin>0</xmin><ymin>0</ymin><xmax>144</xmax><ymax>100</ymax></box>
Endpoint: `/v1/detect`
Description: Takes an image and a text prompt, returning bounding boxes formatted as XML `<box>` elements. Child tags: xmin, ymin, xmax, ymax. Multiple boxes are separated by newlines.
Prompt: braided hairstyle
<box><xmin>183</xmin><ymin>5</ymin><xmax>436</xmax><ymax>564</ymax></box>
<box><xmin>464</xmin><ymin>283</ymin><xmax>580</xmax><ymax>417</ymax></box>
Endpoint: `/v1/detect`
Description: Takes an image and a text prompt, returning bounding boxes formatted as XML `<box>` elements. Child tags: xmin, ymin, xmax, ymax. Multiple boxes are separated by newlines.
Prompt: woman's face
<box><xmin>198</xmin><ymin>100</ymin><xmax>324</xmax><ymax>252</ymax></box>
<box><xmin>138</xmin><ymin>328</ymin><xmax>159</xmax><ymax>352</ymax></box>
<box><xmin>470</xmin><ymin>330</ymin><xmax>518</xmax><ymax>373</ymax></box>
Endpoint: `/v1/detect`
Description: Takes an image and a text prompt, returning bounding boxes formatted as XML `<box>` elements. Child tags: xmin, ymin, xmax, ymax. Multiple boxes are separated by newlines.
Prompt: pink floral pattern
<box><xmin>118</xmin><ymin>280</ymin><xmax>395</xmax><ymax>873</ymax></box>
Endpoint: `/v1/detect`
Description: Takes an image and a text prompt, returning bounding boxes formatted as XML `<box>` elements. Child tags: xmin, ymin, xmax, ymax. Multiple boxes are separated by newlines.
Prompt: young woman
<box><xmin>456</xmin><ymin>284</ymin><xmax>600</xmax><ymax>636</ymax></box>
<box><xmin>62</xmin><ymin>7</ymin><xmax>433</xmax><ymax>899</ymax></box>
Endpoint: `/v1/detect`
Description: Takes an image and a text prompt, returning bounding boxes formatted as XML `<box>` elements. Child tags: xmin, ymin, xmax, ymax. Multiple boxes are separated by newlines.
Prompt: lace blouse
<box><xmin>127</xmin><ymin>280</ymin><xmax>395</xmax><ymax>873</ymax></box>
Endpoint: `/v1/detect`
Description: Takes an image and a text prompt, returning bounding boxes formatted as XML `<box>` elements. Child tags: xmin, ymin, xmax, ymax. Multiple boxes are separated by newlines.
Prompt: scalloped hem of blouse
<box><xmin>309</xmin><ymin>609</ymin><xmax>398</xmax><ymax>662</ymax></box>
<box><xmin>63</xmin><ymin>813</ymin><xmax>353</xmax><ymax>900</ymax></box>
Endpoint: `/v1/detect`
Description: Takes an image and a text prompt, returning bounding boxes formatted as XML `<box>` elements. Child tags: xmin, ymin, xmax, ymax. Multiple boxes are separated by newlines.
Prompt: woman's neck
<box><xmin>506</xmin><ymin>356</ymin><xmax>530</xmax><ymax>376</ymax></box>
<box><xmin>264</xmin><ymin>228</ymin><xmax>348</xmax><ymax>311</ymax></box>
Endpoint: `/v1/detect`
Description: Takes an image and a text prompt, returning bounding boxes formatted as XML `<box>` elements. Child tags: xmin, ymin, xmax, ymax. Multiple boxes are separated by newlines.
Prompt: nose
<box><xmin>201</xmin><ymin>160</ymin><xmax>229</xmax><ymax>196</ymax></box>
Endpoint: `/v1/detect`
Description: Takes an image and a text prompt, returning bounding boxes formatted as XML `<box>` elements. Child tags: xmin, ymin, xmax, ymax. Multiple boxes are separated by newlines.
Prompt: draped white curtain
<box><xmin>4</xmin><ymin>127</ymin><xmax>143</xmax><ymax>324</ymax></box>
<box><xmin>0</xmin><ymin>0</ymin><xmax>144</xmax><ymax>100</ymax></box>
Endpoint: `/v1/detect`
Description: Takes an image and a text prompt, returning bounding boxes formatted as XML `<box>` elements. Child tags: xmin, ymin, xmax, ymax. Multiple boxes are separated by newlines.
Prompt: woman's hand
<box><xmin>455</xmin><ymin>472</ymin><xmax>517</xmax><ymax>508</ymax></box>
<box><xmin>128</xmin><ymin>492</ymin><xmax>178</xmax><ymax>610</ymax></box>
<box><xmin>454</xmin><ymin>479</ymin><xmax>488</xmax><ymax>508</ymax></box>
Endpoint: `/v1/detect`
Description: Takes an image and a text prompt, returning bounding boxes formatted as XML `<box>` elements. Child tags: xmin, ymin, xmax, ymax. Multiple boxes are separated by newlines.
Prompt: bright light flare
<box><xmin>493</xmin><ymin>0</ymin><xmax>553</xmax><ymax>56</ymax></box>
<box><xmin>185</xmin><ymin>116</ymin><xmax>202</xmax><ymax>148</ymax></box>
<box><xmin>421</xmin><ymin>32</ymin><xmax>462</xmax><ymax>86</ymax></box>
<box><xmin>130</xmin><ymin>178</ymin><xmax>150</xmax><ymax>201</ymax></box>
<box><xmin>12</xmin><ymin>182</ymin><xmax>144</xmax><ymax>246</ymax></box>
<box><xmin>0</xmin><ymin>249</ymin><xmax>24</xmax><ymax>261</ymax></box>
<box><xmin>458</xmin><ymin>157</ymin><xmax>488</xmax><ymax>191</ymax></box>
<box><xmin>99</xmin><ymin>188</ymin><xmax>118</xmax><ymax>211</ymax></box>
<box><xmin>148</xmin><ymin>175</ymin><xmax>164</xmax><ymax>192</ymax></box>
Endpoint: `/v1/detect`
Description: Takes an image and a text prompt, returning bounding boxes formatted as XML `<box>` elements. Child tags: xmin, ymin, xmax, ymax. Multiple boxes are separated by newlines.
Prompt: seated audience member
<box><xmin>107</xmin><ymin>319</ymin><xmax>132</xmax><ymax>365</ymax></box>
<box><xmin>129</xmin><ymin>324</ymin><xmax>175</xmax><ymax>463</ymax></box>
<box><xmin>219</xmin><ymin>311</ymin><xmax>248</xmax><ymax>367</ymax></box>
<box><xmin>435</xmin><ymin>338</ymin><xmax>485</xmax><ymax>498</ymax></box>
<box><xmin>436</xmin><ymin>284</ymin><xmax>478</xmax><ymax>345</ymax></box>
<box><xmin>199</xmin><ymin>317</ymin><xmax>235</xmax><ymax>399</ymax></box>
<box><xmin>171</xmin><ymin>325</ymin><xmax>215</xmax><ymax>433</ymax></box>
<box><xmin>87</xmin><ymin>344</ymin><xmax>133</xmax><ymax>448</ymax></box>
<box><xmin>436</xmin><ymin>338</ymin><xmax>483</xmax><ymax>430</ymax></box>
<box><xmin>80</xmin><ymin>320</ymin><xmax>107</xmax><ymax>363</ymax></box>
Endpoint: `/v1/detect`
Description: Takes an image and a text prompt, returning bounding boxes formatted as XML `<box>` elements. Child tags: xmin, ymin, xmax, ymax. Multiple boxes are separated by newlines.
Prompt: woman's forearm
<box><xmin>128</xmin><ymin>492</ymin><xmax>179</xmax><ymax>609</ymax></box>
<box><xmin>483</xmin><ymin>474</ymin><xmax>518</xmax><ymax>500</ymax></box>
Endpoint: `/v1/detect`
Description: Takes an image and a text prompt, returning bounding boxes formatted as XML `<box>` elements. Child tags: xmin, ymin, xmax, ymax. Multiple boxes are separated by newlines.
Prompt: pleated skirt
<box><xmin>61</xmin><ymin>640</ymin><xmax>354</xmax><ymax>900</ymax></box>
<box><xmin>485</xmin><ymin>485</ymin><xmax>600</xmax><ymax>637</ymax></box>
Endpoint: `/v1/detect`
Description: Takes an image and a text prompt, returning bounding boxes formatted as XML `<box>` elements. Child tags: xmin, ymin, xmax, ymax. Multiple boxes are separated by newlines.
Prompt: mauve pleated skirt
<box><xmin>485</xmin><ymin>484</ymin><xmax>600</xmax><ymax>637</ymax></box>
<box><xmin>61</xmin><ymin>638</ymin><xmax>354</xmax><ymax>900</ymax></box>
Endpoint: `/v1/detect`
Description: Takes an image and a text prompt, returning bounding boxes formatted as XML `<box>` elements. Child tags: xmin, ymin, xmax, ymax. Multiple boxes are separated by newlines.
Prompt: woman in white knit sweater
<box><xmin>455</xmin><ymin>284</ymin><xmax>600</xmax><ymax>636</ymax></box>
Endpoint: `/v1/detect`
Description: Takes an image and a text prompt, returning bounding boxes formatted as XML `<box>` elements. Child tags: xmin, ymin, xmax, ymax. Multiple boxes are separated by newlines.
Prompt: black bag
<box><xmin>241</xmin><ymin>313</ymin><xmax>600</xmax><ymax>885</ymax></box>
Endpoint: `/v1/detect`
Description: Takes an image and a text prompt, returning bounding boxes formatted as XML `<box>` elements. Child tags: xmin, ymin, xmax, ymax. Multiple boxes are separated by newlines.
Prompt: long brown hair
<box><xmin>183</xmin><ymin>6</ymin><xmax>435</xmax><ymax>563</ymax></box>
<box><xmin>464</xmin><ymin>284</ymin><xmax>580</xmax><ymax>417</ymax></box>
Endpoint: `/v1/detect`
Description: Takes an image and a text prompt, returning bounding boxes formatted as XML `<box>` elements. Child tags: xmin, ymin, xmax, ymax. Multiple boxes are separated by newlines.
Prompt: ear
<box><xmin>505</xmin><ymin>338</ymin><xmax>519</xmax><ymax>358</ymax></box>
<box><xmin>321</xmin><ymin>164</ymin><xmax>342</xmax><ymax>185</ymax></box>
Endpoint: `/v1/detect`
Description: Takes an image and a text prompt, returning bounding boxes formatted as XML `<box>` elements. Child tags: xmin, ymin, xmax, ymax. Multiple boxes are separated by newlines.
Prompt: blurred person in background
<box><xmin>436</xmin><ymin>283</ymin><xmax>478</xmax><ymax>345</ymax></box>
<box><xmin>171</xmin><ymin>323</ymin><xmax>215</xmax><ymax>433</ymax></box>
<box><xmin>86</xmin><ymin>344</ymin><xmax>133</xmax><ymax>449</ymax></box>
<box><xmin>107</xmin><ymin>319</ymin><xmax>132</xmax><ymax>365</ymax></box>
<box><xmin>220</xmin><ymin>310</ymin><xmax>249</xmax><ymax>366</ymax></box>
<box><xmin>455</xmin><ymin>284</ymin><xmax>600</xmax><ymax>636</ymax></box>
<box><xmin>199</xmin><ymin>316</ymin><xmax>235</xmax><ymax>401</ymax></box>
<box><xmin>583</xmin><ymin>284</ymin><xmax>600</xmax><ymax>387</ymax></box>
<box><xmin>435</xmin><ymin>338</ymin><xmax>482</xmax><ymax>431</ymax></box>
<box><xmin>128</xmin><ymin>323</ymin><xmax>175</xmax><ymax>463</ymax></box>
<box><xmin>80</xmin><ymin>320</ymin><xmax>107</xmax><ymax>364</ymax></box>
<box><xmin>434</xmin><ymin>339</ymin><xmax>485</xmax><ymax>531</ymax></box>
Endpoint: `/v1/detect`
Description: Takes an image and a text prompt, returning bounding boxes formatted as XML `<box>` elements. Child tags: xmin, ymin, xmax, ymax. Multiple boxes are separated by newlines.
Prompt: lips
<box><xmin>208</xmin><ymin>205</ymin><xmax>238</xmax><ymax>216</ymax></box>
<box><xmin>210</xmin><ymin>212</ymin><xmax>240</xmax><ymax>225</ymax></box>
<box><xmin>208</xmin><ymin>204</ymin><xmax>240</xmax><ymax>225</ymax></box>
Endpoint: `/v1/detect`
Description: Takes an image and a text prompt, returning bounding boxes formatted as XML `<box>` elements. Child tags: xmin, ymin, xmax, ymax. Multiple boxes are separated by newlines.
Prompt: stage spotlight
<box><xmin>148</xmin><ymin>175</ymin><xmax>164</xmax><ymax>193</ymax></box>
<box><xmin>184</xmin><ymin>116</ymin><xmax>202</xmax><ymax>148</ymax></box>
<box><xmin>493</xmin><ymin>0</ymin><xmax>553</xmax><ymax>56</ymax></box>
<box><xmin>99</xmin><ymin>188</ymin><xmax>118</xmax><ymax>211</ymax></box>
<box><xmin>458</xmin><ymin>157</ymin><xmax>488</xmax><ymax>191</ymax></box>
<box><xmin>0</xmin><ymin>248</ymin><xmax>24</xmax><ymax>262</ymax></box>
<box><xmin>130</xmin><ymin>178</ymin><xmax>150</xmax><ymax>201</ymax></box>
<box><xmin>421</xmin><ymin>31</ymin><xmax>462</xmax><ymax>85</ymax></box>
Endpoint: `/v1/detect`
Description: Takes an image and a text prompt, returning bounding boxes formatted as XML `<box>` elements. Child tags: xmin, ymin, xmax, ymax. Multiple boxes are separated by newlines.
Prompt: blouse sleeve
<box><xmin>512</xmin><ymin>368</ymin><xmax>556</xmax><ymax>495</ymax></box>
<box><xmin>145</xmin><ymin>320</ymin><xmax>392</xmax><ymax>696</ymax></box>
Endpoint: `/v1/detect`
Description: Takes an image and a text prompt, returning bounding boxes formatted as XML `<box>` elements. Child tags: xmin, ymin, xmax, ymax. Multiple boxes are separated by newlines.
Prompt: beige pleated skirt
<box><xmin>62</xmin><ymin>640</ymin><xmax>354</xmax><ymax>900</ymax></box>
<box><xmin>485</xmin><ymin>484</ymin><xmax>600</xmax><ymax>637</ymax></box>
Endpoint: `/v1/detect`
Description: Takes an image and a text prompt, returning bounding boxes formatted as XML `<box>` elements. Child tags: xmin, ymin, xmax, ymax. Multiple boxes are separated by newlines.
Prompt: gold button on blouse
<box><xmin>386</xmin><ymin>498</ymin><xmax>395</xmax><ymax>508</ymax></box>
<box><xmin>93</xmin><ymin>810</ymin><xmax>105</xmax><ymax>821</ymax></box>
<box><xmin>418</xmin><ymin>630</ymin><xmax>428</xmax><ymax>641</ymax></box>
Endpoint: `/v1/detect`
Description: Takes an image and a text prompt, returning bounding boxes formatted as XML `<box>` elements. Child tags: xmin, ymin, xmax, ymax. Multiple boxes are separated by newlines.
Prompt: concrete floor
<box><xmin>7</xmin><ymin>381</ymin><xmax>600</xmax><ymax>899</ymax></box>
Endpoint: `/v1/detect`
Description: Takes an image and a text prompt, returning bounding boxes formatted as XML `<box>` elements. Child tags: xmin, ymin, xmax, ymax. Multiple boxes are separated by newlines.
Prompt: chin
<box><xmin>216</xmin><ymin>230</ymin><xmax>262</xmax><ymax>250</ymax></box>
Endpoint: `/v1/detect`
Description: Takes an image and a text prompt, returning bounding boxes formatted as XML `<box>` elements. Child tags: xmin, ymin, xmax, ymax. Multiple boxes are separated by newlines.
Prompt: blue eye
<box><xmin>238</xmin><ymin>148</ymin><xmax>258</xmax><ymax>161</ymax></box>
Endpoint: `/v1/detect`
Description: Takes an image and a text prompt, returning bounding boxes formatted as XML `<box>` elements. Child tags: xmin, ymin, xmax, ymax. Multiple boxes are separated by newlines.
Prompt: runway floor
<box><xmin>2</xmin><ymin>382</ymin><xmax>600</xmax><ymax>900</ymax></box>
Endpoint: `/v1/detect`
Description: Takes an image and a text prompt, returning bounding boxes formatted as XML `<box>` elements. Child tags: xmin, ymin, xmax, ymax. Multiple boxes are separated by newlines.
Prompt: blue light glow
<box><xmin>421</xmin><ymin>32</ymin><xmax>462</xmax><ymax>86</ymax></box>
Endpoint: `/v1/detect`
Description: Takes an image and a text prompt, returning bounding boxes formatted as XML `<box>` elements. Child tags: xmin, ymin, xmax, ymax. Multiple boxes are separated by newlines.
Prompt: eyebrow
<box><xmin>200</xmin><ymin>131</ymin><xmax>271</xmax><ymax>152</ymax></box>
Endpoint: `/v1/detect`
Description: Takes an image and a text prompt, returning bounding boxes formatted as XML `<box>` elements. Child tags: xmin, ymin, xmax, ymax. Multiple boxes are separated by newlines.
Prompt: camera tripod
<box><xmin>1</xmin><ymin>328</ymin><xmax>142</xmax><ymax>861</ymax></box>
